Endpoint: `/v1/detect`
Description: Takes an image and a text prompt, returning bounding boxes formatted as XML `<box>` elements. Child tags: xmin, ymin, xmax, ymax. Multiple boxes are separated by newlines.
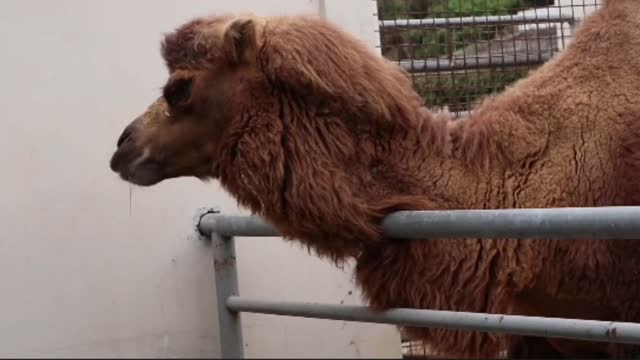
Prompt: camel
<box><xmin>109</xmin><ymin>0</ymin><xmax>640</xmax><ymax>357</ymax></box>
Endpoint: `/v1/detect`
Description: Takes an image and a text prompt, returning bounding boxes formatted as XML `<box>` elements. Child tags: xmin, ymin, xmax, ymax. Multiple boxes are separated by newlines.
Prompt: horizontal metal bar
<box><xmin>380</xmin><ymin>13</ymin><xmax>576</xmax><ymax>29</ymax></box>
<box><xmin>200</xmin><ymin>214</ymin><xmax>280</xmax><ymax>237</ymax></box>
<box><xmin>399</xmin><ymin>53</ymin><xmax>552</xmax><ymax>73</ymax></box>
<box><xmin>198</xmin><ymin>206</ymin><xmax>640</xmax><ymax>239</ymax></box>
<box><xmin>227</xmin><ymin>296</ymin><xmax>640</xmax><ymax>345</ymax></box>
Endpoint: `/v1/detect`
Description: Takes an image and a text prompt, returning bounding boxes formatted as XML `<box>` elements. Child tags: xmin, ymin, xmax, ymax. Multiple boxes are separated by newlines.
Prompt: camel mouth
<box><xmin>110</xmin><ymin>147</ymin><xmax>166</xmax><ymax>187</ymax></box>
<box><xmin>118</xmin><ymin>161</ymin><xmax>165</xmax><ymax>186</ymax></box>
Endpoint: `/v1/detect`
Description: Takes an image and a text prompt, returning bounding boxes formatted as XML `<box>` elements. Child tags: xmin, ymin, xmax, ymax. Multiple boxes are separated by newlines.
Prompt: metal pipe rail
<box><xmin>398</xmin><ymin>53</ymin><xmax>554</xmax><ymax>73</ymax></box>
<box><xmin>198</xmin><ymin>206</ymin><xmax>640</xmax><ymax>239</ymax></box>
<box><xmin>227</xmin><ymin>297</ymin><xmax>640</xmax><ymax>345</ymax></box>
<box><xmin>197</xmin><ymin>206</ymin><xmax>640</xmax><ymax>358</ymax></box>
<box><xmin>379</xmin><ymin>13</ymin><xmax>576</xmax><ymax>29</ymax></box>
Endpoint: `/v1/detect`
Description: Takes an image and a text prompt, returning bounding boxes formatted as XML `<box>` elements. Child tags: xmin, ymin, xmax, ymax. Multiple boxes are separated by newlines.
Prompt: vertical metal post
<box><xmin>199</xmin><ymin>209</ymin><xmax>244</xmax><ymax>359</ymax></box>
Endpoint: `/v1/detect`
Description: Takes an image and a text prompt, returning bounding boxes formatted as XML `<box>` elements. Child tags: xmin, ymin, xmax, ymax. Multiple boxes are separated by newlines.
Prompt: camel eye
<box><xmin>163</xmin><ymin>77</ymin><xmax>193</xmax><ymax>109</ymax></box>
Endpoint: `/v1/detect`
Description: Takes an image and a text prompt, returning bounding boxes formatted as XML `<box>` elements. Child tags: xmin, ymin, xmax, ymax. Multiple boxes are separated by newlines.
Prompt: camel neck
<box><xmin>364</xmin><ymin>111</ymin><xmax>496</xmax><ymax>212</ymax></box>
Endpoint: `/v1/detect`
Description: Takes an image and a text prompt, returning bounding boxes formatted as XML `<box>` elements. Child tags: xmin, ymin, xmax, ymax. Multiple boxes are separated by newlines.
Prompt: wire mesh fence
<box><xmin>376</xmin><ymin>0</ymin><xmax>601</xmax><ymax>118</ymax></box>
<box><xmin>375</xmin><ymin>0</ymin><xmax>601</xmax><ymax>357</ymax></box>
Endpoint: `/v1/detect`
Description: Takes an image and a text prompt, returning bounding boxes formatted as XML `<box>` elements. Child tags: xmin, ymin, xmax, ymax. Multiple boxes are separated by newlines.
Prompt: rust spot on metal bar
<box><xmin>215</xmin><ymin>256</ymin><xmax>237</xmax><ymax>270</ymax></box>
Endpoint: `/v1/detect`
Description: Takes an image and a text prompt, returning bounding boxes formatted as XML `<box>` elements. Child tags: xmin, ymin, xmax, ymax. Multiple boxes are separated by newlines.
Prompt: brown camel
<box><xmin>110</xmin><ymin>0</ymin><xmax>640</xmax><ymax>357</ymax></box>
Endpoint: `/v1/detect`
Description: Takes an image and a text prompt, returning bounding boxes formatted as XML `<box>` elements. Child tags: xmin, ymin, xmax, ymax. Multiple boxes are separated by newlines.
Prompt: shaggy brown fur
<box><xmin>110</xmin><ymin>0</ymin><xmax>640</xmax><ymax>357</ymax></box>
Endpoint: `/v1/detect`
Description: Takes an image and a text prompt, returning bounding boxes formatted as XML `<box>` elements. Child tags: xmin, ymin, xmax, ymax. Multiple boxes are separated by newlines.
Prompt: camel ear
<box><xmin>224</xmin><ymin>18</ymin><xmax>257</xmax><ymax>64</ymax></box>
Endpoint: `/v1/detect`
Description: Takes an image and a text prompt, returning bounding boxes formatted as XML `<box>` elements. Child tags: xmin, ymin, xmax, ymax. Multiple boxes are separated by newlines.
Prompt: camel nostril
<box><xmin>117</xmin><ymin>117</ymin><xmax>144</xmax><ymax>148</ymax></box>
<box><xmin>117</xmin><ymin>127</ymin><xmax>133</xmax><ymax>148</ymax></box>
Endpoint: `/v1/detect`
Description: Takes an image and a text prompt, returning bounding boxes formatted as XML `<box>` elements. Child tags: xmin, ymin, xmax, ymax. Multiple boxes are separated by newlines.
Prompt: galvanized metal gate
<box><xmin>197</xmin><ymin>207</ymin><xmax>640</xmax><ymax>358</ymax></box>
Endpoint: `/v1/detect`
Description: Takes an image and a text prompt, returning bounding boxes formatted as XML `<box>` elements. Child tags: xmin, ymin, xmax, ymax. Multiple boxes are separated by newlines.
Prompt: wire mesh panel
<box><xmin>376</xmin><ymin>0</ymin><xmax>601</xmax><ymax>118</ymax></box>
<box><xmin>375</xmin><ymin>0</ymin><xmax>601</xmax><ymax>357</ymax></box>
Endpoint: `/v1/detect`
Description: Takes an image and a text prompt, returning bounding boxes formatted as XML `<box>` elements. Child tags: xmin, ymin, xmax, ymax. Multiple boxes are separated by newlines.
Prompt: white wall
<box><xmin>0</xmin><ymin>0</ymin><xmax>401</xmax><ymax>358</ymax></box>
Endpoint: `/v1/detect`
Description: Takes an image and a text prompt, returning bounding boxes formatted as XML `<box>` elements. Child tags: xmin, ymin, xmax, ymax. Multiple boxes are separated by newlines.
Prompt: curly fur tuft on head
<box><xmin>161</xmin><ymin>15</ymin><xmax>234</xmax><ymax>71</ymax></box>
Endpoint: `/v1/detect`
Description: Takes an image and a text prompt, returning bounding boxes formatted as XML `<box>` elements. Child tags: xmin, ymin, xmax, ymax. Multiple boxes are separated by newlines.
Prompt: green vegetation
<box><xmin>377</xmin><ymin>0</ymin><xmax>552</xmax><ymax>112</ymax></box>
<box><xmin>413</xmin><ymin>67</ymin><xmax>531</xmax><ymax>112</ymax></box>
<box><xmin>379</xmin><ymin>0</ymin><xmax>553</xmax><ymax>20</ymax></box>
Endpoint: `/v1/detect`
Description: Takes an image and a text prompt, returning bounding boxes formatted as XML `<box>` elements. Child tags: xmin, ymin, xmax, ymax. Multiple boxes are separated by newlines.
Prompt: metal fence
<box><xmin>197</xmin><ymin>207</ymin><xmax>640</xmax><ymax>359</ymax></box>
<box><xmin>376</xmin><ymin>0</ymin><xmax>601</xmax><ymax>117</ymax></box>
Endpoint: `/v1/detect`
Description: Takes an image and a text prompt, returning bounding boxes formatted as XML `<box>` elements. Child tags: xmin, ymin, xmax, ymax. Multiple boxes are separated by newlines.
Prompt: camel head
<box><xmin>110</xmin><ymin>15</ymin><xmax>267</xmax><ymax>186</ymax></box>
